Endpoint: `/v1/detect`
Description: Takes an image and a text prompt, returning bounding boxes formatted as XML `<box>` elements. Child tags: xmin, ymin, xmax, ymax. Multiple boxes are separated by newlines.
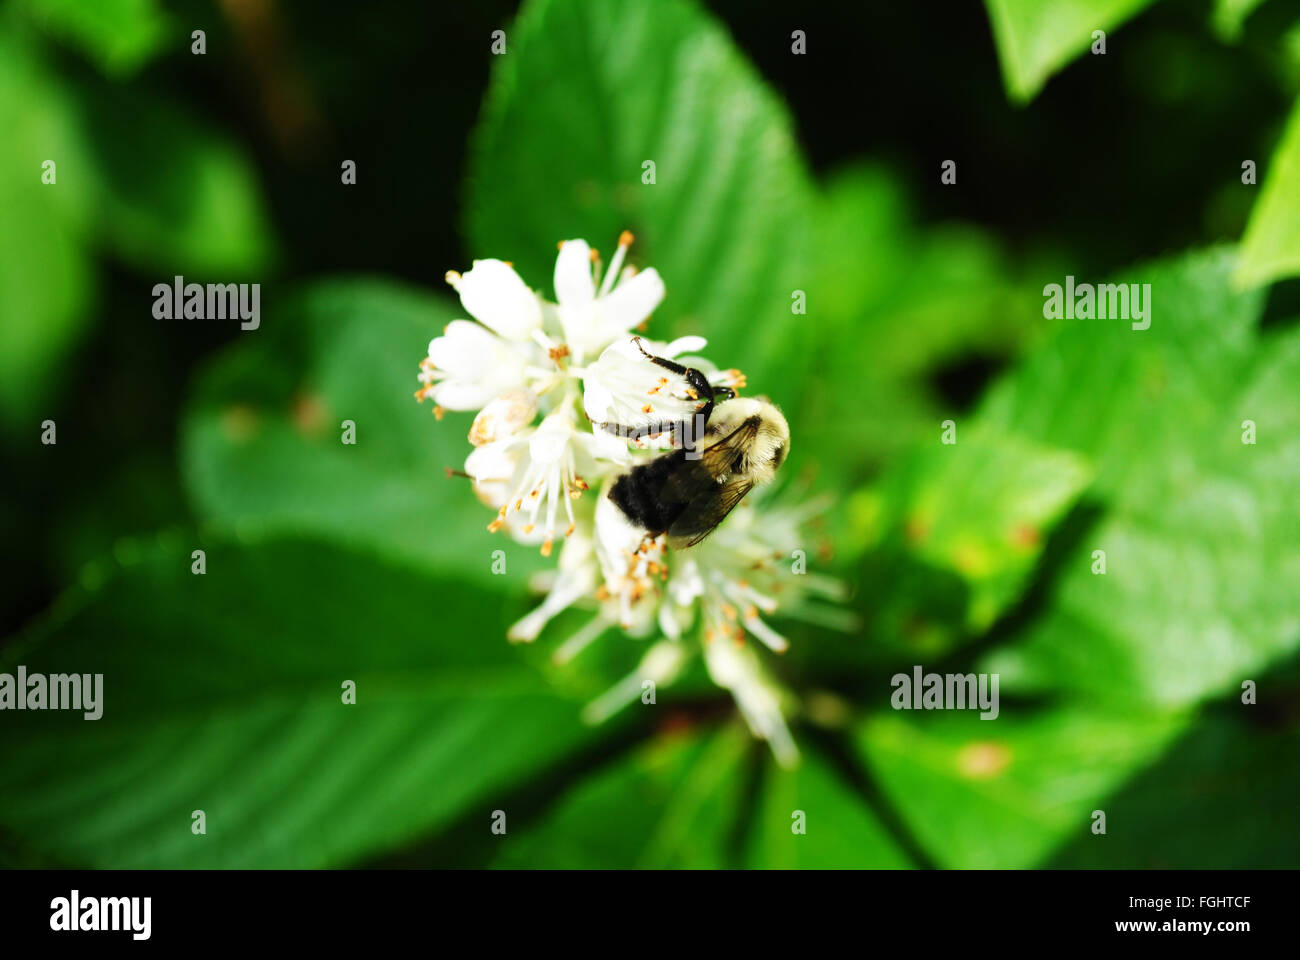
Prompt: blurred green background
<box><xmin>2</xmin><ymin>0</ymin><xmax>1299</xmax><ymax>868</ymax></box>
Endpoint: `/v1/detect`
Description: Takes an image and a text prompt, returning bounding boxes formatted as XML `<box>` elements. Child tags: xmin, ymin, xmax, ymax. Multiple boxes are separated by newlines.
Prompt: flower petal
<box><xmin>427</xmin><ymin>320</ymin><xmax>498</xmax><ymax>376</ymax></box>
<box><xmin>553</xmin><ymin>239</ymin><xmax>596</xmax><ymax>309</ymax></box>
<box><xmin>432</xmin><ymin>380</ymin><xmax>497</xmax><ymax>411</ymax></box>
<box><xmin>580</xmin><ymin>334</ymin><xmax>701</xmax><ymax>431</ymax></box>
<box><xmin>465</xmin><ymin>436</ymin><xmax>528</xmax><ymax>507</ymax></box>
<box><xmin>449</xmin><ymin>260</ymin><xmax>543</xmax><ymax>340</ymax></box>
<box><xmin>661</xmin><ymin>335</ymin><xmax>707</xmax><ymax>358</ymax></box>
<box><xmin>426</xmin><ymin>320</ymin><xmax>533</xmax><ymax>407</ymax></box>
<box><xmin>469</xmin><ymin>388</ymin><xmax>538</xmax><ymax>446</ymax></box>
<box><xmin>528</xmin><ymin>411</ymin><xmax>574</xmax><ymax>463</ymax></box>
<box><xmin>597</xmin><ymin>267</ymin><xmax>665</xmax><ymax>334</ymax></box>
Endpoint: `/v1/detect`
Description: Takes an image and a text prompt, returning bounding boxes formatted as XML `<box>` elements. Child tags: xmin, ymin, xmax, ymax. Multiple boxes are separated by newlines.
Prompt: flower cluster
<box><xmin>416</xmin><ymin>234</ymin><xmax>843</xmax><ymax>766</ymax></box>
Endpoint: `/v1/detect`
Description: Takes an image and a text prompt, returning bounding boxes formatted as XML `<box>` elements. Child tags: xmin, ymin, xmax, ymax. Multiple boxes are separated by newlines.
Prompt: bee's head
<box><xmin>710</xmin><ymin>397</ymin><xmax>789</xmax><ymax>485</ymax></box>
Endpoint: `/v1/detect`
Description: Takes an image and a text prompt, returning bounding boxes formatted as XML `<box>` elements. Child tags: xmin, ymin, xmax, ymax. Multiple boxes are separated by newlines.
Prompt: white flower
<box><xmin>581</xmin><ymin>335</ymin><xmax>710</xmax><ymax>436</ymax></box>
<box><xmin>662</xmin><ymin>494</ymin><xmax>851</xmax><ymax>648</ymax></box>
<box><xmin>553</xmin><ymin>233</ymin><xmax>666</xmax><ymax>362</ymax></box>
<box><xmin>416</xmin><ymin>320</ymin><xmax>537</xmax><ymax>412</ymax></box>
<box><xmin>415</xmin><ymin>258</ymin><xmax>557</xmax><ymax>416</ymax></box>
<box><xmin>507</xmin><ymin>525</ymin><xmax>600</xmax><ymax>643</ymax></box>
<box><xmin>446</xmin><ymin>259</ymin><xmax>544</xmax><ymax>341</ymax></box>
<box><xmin>704</xmin><ymin>635</ymin><xmax>799</xmax><ymax>769</ymax></box>
<box><xmin>463</xmin><ymin>430</ymin><xmax>531</xmax><ymax>511</ymax></box>
<box><xmin>469</xmin><ymin>388</ymin><xmax>538</xmax><ymax>446</ymax></box>
<box><xmin>416</xmin><ymin>235</ymin><xmax>850</xmax><ymax>767</ymax></box>
<box><xmin>483</xmin><ymin>409</ymin><xmax>629</xmax><ymax>556</ymax></box>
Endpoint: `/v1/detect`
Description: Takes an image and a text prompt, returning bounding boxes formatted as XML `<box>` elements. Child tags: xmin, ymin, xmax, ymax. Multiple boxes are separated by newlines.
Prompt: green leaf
<box><xmin>1211</xmin><ymin>0</ymin><xmax>1269</xmax><ymax>42</ymax></box>
<box><xmin>1050</xmin><ymin>711</ymin><xmax>1300</xmax><ymax>867</ymax></box>
<box><xmin>181</xmin><ymin>278</ymin><xmax>547</xmax><ymax>586</ymax></box>
<box><xmin>746</xmin><ymin>747</ymin><xmax>912</xmax><ymax>869</ymax></box>
<box><xmin>1236</xmin><ymin>96</ymin><xmax>1300</xmax><ymax>290</ymax></box>
<box><xmin>980</xmin><ymin>248</ymin><xmax>1262</xmax><ymax>508</ymax></box>
<box><xmin>15</xmin><ymin>0</ymin><xmax>169</xmax><ymax>76</ymax></box>
<box><xmin>986</xmin><ymin>328</ymin><xmax>1300</xmax><ymax>706</ymax></box>
<box><xmin>984</xmin><ymin>0</ymin><xmax>1158</xmax><ymax>103</ymax></box>
<box><xmin>493</xmin><ymin>724</ymin><xmax>749</xmax><ymax>868</ymax></box>
<box><xmin>77</xmin><ymin>81</ymin><xmax>276</xmax><ymax>274</ymax></box>
<box><xmin>0</xmin><ymin>536</ymin><xmax>602</xmax><ymax>868</ymax></box>
<box><xmin>46</xmin><ymin>451</ymin><xmax>190</xmax><ymax>586</ymax></box>
<box><xmin>0</xmin><ymin>28</ymin><xmax>95</xmax><ymax>432</ymax></box>
<box><xmin>978</xmin><ymin>250</ymin><xmax>1300</xmax><ymax>706</ymax></box>
<box><xmin>466</xmin><ymin>0</ymin><xmax>815</xmax><ymax>396</ymax></box>
<box><xmin>860</xmin><ymin>429</ymin><xmax>1092</xmax><ymax>631</ymax></box>
<box><xmin>856</xmin><ymin>707</ymin><xmax>1189</xmax><ymax>868</ymax></box>
<box><xmin>800</xmin><ymin>165</ymin><xmax>1049</xmax><ymax>479</ymax></box>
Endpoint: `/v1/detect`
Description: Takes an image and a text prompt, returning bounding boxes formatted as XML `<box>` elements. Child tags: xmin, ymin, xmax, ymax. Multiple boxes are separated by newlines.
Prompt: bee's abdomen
<box><xmin>610</xmin><ymin>452</ymin><xmax>689</xmax><ymax>535</ymax></box>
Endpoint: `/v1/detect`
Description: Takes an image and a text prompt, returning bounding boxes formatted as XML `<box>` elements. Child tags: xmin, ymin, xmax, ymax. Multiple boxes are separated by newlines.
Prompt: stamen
<box><xmin>742</xmin><ymin>614</ymin><xmax>789</xmax><ymax>653</ymax></box>
<box><xmin>599</xmin><ymin>230</ymin><xmax>635</xmax><ymax>297</ymax></box>
<box><xmin>531</xmin><ymin>329</ymin><xmax>558</xmax><ymax>352</ymax></box>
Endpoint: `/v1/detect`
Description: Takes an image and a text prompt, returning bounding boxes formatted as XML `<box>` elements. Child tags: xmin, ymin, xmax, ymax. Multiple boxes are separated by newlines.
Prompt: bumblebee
<box><xmin>605</xmin><ymin>340</ymin><xmax>789</xmax><ymax>548</ymax></box>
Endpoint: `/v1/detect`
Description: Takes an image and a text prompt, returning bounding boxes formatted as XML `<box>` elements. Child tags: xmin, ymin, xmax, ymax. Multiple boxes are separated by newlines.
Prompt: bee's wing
<box><xmin>670</xmin><ymin>476</ymin><xmax>756</xmax><ymax>547</ymax></box>
<box><xmin>665</xmin><ymin>416</ymin><xmax>762</xmax><ymax>546</ymax></box>
<box><xmin>696</xmin><ymin>416</ymin><xmax>760</xmax><ymax>478</ymax></box>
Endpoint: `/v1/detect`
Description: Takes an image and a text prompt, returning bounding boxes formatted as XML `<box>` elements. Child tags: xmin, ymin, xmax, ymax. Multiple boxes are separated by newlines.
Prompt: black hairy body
<box><xmin>610</xmin><ymin>448</ymin><xmax>696</xmax><ymax>534</ymax></box>
<box><xmin>602</xmin><ymin>338</ymin><xmax>788</xmax><ymax>549</ymax></box>
<box><xmin>610</xmin><ymin>414</ymin><xmax>764</xmax><ymax>547</ymax></box>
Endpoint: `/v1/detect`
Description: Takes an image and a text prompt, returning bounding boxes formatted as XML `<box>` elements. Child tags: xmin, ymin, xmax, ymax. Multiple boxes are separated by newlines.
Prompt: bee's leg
<box><xmin>598</xmin><ymin>418</ymin><xmax>690</xmax><ymax>442</ymax></box>
<box><xmin>633</xmin><ymin>337</ymin><xmax>715</xmax><ymax>403</ymax></box>
<box><xmin>632</xmin><ymin>336</ymin><xmax>688</xmax><ymax>374</ymax></box>
<box><xmin>623</xmin><ymin>533</ymin><xmax>665</xmax><ymax>581</ymax></box>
